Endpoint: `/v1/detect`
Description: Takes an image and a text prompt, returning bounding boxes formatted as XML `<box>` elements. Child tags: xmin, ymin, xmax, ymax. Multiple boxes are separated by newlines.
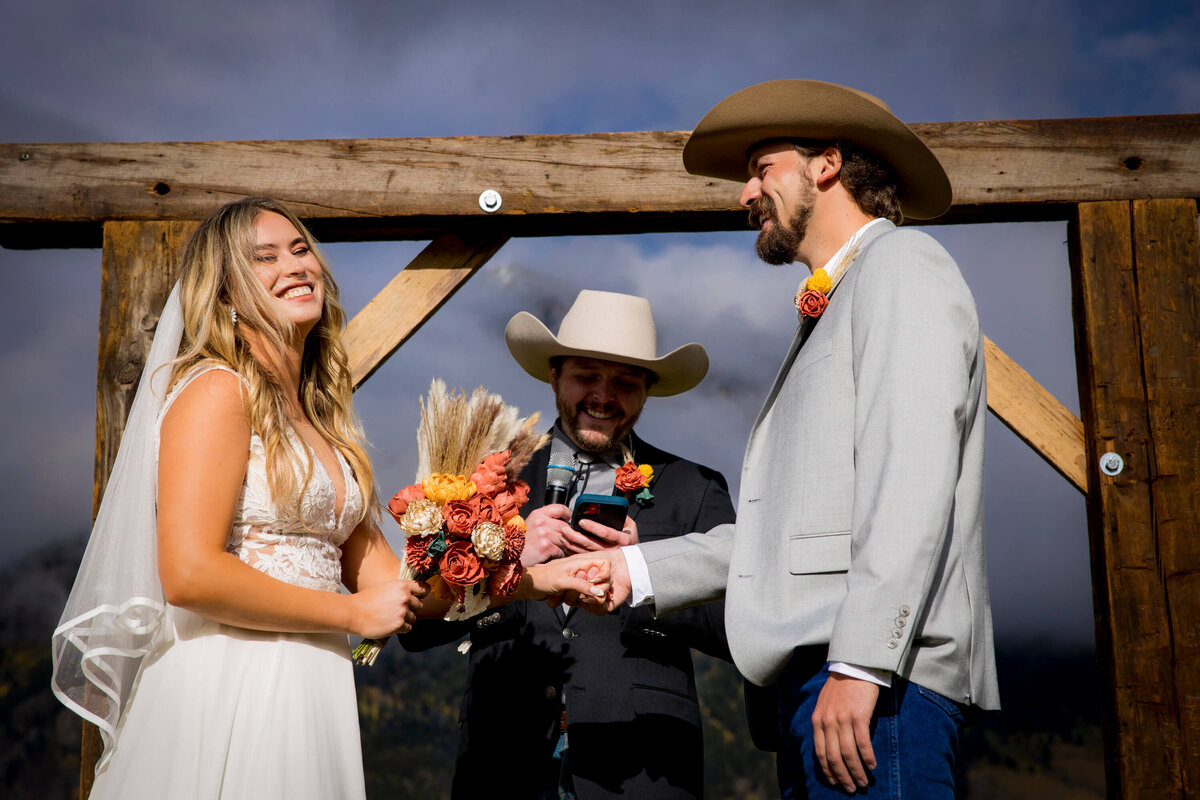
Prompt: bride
<box><xmin>51</xmin><ymin>197</ymin><xmax>608</xmax><ymax>798</ymax></box>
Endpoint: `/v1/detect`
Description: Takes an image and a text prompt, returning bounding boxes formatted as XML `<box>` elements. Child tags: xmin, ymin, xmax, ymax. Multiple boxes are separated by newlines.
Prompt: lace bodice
<box><xmin>159</xmin><ymin>365</ymin><xmax>363</xmax><ymax>593</ymax></box>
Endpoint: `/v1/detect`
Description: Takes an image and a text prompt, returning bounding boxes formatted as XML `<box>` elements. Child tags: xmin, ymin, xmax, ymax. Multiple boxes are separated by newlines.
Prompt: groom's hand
<box><xmin>551</xmin><ymin>549</ymin><xmax>632</xmax><ymax>613</ymax></box>
<box><xmin>811</xmin><ymin>672</ymin><xmax>879</xmax><ymax>792</ymax></box>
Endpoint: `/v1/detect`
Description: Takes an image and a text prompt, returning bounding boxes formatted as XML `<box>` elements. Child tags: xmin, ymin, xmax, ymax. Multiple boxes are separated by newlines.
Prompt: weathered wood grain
<box><xmin>1070</xmin><ymin>200</ymin><xmax>1191</xmax><ymax>797</ymax></box>
<box><xmin>984</xmin><ymin>336</ymin><xmax>1087</xmax><ymax>492</ymax></box>
<box><xmin>1</xmin><ymin>115</ymin><xmax>1195</xmax><ymax>248</ymax></box>
<box><xmin>86</xmin><ymin>220</ymin><xmax>193</xmax><ymax>797</ymax></box>
<box><xmin>344</xmin><ymin>231</ymin><xmax>509</xmax><ymax>388</ymax></box>
<box><xmin>1129</xmin><ymin>198</ymin><xmax>1200</xmax><ymax>792</ymax></box>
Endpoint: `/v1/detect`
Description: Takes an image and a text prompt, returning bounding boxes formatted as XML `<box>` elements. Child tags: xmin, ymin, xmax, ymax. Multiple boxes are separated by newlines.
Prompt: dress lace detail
<box><xmin>162</xmin><ymin>365</ymin><xmax>363</xmax><ymax>594</ymax></box>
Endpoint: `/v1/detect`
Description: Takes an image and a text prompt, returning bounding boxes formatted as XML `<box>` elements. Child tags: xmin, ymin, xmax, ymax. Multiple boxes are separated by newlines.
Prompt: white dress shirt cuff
<box><xmin>621</xmin><ymin>545</ymin><xmax>655</xmax><ymax>607</ymax></box>
<box><xmin>829</xmin><ymin>662</ymin><xmax>893</xmax><ymax>688</ymax></box>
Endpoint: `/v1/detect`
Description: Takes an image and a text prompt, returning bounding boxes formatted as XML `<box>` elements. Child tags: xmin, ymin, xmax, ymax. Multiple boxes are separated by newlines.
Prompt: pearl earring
<box><xmin>229</xmin><ymin>307</ymin><xmax>238</xmax><ymax>325</ymax></box>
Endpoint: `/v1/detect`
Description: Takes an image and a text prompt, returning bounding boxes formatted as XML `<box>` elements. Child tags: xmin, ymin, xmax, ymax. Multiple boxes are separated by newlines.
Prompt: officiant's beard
<box><xmin>557</xmin><ymin>398</ymin><xmax>641</xmax><ymax>454</ymax></box>
<box><xmin>750</xmin><ymin>179</ymin><xmax>816</xmax><ymax>266</ymax></box>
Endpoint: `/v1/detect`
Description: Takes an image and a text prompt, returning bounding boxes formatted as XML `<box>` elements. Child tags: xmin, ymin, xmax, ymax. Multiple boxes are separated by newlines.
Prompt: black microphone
<box><xmin>545</xmin><ymin>440</ymin><xmax>577</xmax><ymax>506</ymax></box>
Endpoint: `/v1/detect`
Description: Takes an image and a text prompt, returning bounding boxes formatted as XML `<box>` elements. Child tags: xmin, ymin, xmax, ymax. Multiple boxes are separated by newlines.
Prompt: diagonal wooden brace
<box><xmin>345</xmin><ymin>231</ymin><xmax>510</xmax><ymax>388</ymax></box>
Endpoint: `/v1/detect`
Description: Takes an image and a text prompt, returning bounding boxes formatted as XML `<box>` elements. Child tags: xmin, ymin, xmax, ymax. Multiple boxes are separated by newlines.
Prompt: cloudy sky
<box><xmin>2</xmin><ymin>0</ymin><xmax>1196</xmax><ymax>649</ymax></box>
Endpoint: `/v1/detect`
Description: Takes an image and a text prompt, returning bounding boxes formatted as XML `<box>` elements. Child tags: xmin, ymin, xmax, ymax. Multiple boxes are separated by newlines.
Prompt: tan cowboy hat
<box><xmin>505</xmin><ymin>290</ymin><xmax>709</xmax><ymax>397</ymax></box>
<box><xmin>682</xmin><ymin>79</ymin><xmax>952</xmax><ymax>220</ymax></box>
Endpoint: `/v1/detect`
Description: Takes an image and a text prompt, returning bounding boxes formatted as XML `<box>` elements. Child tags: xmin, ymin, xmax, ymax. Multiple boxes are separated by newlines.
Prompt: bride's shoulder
<box><xmin>160</xmin><ymin>361</ymin><xmax>247</xmax><ymax>432</ymax></box>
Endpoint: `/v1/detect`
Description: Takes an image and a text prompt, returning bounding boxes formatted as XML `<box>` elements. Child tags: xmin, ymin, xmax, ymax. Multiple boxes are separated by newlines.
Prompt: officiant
<box><xmin>402</xmin><ymin>289</ymin><xmax>736</xmax><ymax>800</ymax></box>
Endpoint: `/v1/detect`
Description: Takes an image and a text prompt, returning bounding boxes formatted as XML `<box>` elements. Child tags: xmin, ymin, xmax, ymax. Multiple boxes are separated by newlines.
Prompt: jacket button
<box><xmin>893</xmin><ymin>628</ymin><xmax>904</xmax><ymax>638</ymax></box>
<box><xmin>886</xmin><ymin>639</ymin><xmax>898</xmax><ymax>649</ymax></box>
<box><xmin>894</xmin><ymin>617</ymin><xmax>906</xmax><ymax>627</ymax></box>
<box><xmin>898</xmin><ymin>605</ymin><xmax>911</xmax><ymax>617</ymax></box>
<box><xmin>562</xmin><ymin>628</ymin><xmax>577</xmax><ymax>640</ymax></box>
<box><xmin>544</xmin><ymin>686</ymin><xmax>557</xmax><ymax>700</ymax></box>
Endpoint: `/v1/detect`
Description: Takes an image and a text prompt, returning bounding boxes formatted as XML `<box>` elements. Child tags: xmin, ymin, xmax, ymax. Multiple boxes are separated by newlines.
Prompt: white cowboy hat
<box><xmin>505</xmin><ymin>290</ymin><xmax>709</xmax><ymax>397</ymax></box>
<box><xmin>682</xmin><ymin>79</ymin><xmax>952</xmax><ymax>220</ymax></box>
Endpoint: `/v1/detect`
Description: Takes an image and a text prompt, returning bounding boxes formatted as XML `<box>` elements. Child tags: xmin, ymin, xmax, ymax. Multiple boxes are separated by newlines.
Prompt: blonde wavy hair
<box><xmin>169</xmin><ymin>197</ymin><xmax>377</xmax><ymax>526</ymax></box>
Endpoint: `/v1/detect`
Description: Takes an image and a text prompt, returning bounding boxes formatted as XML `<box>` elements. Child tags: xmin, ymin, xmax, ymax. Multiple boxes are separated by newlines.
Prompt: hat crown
<box><xmin>555</xmin><ymin>290</ymin><xmax>659</xmax><ymax>362</ymax></box>
<box><xmin>504</xmin><ymin>289</ymin><xmax>709</xmax><ymax>397</ymax></box>
<box><xmin>682</xmin><ymin>79</ymin><xmax>951</xmax><ymax>220</ymax></box>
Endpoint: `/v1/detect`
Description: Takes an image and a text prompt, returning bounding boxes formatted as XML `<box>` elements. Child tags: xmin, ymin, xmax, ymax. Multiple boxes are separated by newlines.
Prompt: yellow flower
<box><xmin>806</xmin><ymin>268</ymin><xmax>833</xmax><ymax>295</ymax></box>
<box><xmin>506</xmin><ymin>514</ymin><xmax>527</xmax><ymax>532</ymax></box>
<box><xmin>637</xmin><ymin>463</ymin><xmax>654</xmax><ymax>482</ymax></box>
<box><xmin>422</xmin><ymin>473</ymin><xmax>477</xmax><ymax>504</ymax></box>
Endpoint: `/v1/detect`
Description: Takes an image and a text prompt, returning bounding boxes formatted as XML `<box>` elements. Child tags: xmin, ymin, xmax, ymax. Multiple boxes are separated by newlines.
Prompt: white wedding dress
<box><xmin>89</xmin><ymin>365</ymin><xmax>368</xmax><ymax>799</ymax></box>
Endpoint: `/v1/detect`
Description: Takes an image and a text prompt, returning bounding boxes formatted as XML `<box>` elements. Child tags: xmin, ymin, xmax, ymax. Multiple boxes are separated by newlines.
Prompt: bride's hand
<box><xmin>347</xmin><ymin>579</ymin><xmax>428</xmax><ymax>638</ymax></box>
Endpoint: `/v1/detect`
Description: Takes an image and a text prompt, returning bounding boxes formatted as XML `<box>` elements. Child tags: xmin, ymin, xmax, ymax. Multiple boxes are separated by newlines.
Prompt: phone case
<box><xmin>570</xmin><ymin>493</ymin><xmax>629</xmax><ymax>534</ymax></box>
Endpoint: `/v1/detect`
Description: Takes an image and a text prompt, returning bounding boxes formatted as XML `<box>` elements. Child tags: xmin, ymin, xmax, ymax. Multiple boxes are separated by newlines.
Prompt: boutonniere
<box><xmin>615</xmin><ymin>461</ymin><xmax>655</xmax><ymax>506</ymax></box>
<box><xmin>793</xmin><ymin>267</ymin><xmax>833</xmax><ymax>320</ymax></box>
<box><xmin>792</xmin><ymin>240</ymin><xmax>864</xmax><ymax>322</ymax></box>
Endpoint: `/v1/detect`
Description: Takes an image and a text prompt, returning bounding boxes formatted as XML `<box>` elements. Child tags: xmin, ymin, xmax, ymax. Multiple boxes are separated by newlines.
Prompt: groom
<box><xmin>569</xmin><ymin>80</ymin><xmax>1000</xmax><ymax>797</ymax></box>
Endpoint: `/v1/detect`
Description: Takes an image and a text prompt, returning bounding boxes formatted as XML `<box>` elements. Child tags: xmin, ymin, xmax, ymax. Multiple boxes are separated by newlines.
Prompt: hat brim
<box><xmin>505</xmin><ymin>312</ymin><xmax>709</xmax><ymax>397</ymax></box>
<box><xmin>682</xmin><ymin>80</ymin><xmax>951</xmax><ymax>220</ymax></box>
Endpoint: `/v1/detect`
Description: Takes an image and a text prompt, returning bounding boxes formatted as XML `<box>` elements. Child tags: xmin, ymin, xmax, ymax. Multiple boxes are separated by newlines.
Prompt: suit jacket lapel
<box><xmin>625</xmin><ymin>432</ymin><xmax>664</xmax><ymax>522</ymax></box>
<box><xmin>751</xmin><ymin>315</ymin><xmax>818</xmax><ymax>434</ymax></box>
<box><xmin>749</xmin><ymin>220</ymin><xmax>897</xmax><ymax>436</ymax></box>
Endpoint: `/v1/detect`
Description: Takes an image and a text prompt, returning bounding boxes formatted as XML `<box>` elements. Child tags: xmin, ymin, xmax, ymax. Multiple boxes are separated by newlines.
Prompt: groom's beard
<box><xmin>749</xmin><ymin>177</ymin><xmax>816</xmax><ymax>266</ymax></box>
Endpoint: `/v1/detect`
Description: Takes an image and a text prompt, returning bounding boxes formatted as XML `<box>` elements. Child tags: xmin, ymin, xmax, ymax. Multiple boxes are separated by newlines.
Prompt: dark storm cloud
<box><xmin>3</xmin><ymin>0</ymin><xmax>1196</xmax><ymax>645</ymax></box>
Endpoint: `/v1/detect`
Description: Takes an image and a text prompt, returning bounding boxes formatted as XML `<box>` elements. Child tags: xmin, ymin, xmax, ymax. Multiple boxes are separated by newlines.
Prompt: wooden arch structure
<box><xmin>3</xmin><ymin>112</ymin><xmax>1197</xmax><ymax>797</ymax></box>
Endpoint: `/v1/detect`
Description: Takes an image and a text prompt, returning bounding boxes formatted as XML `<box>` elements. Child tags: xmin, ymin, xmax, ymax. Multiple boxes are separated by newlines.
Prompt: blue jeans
<box><xmin>777</xmin><ymin>661</ymin><xmax>964</xmax><ymax>798</ymax></box>
<box><xmin>539</xmin><ymin>728</ymin><xmax>575</xmax><ymax>800</ymax></box>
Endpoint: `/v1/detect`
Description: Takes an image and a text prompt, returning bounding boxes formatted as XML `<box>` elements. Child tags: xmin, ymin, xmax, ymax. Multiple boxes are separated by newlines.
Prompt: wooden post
<box><xmin>1069</xmin><ymin>198</ymin><xmax>1200</xmax><ymax>798</ymax></box>
<box><xmin>83</xmin><ymin>220</ymin><xmax>193</xmax><ymax>797</ymax></box>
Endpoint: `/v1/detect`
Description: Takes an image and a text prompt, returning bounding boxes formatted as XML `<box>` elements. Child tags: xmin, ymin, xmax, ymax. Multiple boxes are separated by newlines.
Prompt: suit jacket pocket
<box><xmin>788</xmin><ymin>531</ymin><xmax>851</xmax><ymax>574</ymax></box>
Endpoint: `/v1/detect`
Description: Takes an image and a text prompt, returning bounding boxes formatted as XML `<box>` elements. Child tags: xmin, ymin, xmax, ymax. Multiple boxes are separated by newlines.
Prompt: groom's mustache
<box><xmin>748</xmin><ymin>196</ymin><xmax>776</xmax><ymax>230</ymax></box>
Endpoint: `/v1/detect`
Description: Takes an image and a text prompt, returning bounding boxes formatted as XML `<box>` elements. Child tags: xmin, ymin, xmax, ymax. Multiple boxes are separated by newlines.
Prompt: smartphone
<box><xmin>570</xmin><ymin>493</ymin><xmax>629</xmax><ymax>536</ymax></box>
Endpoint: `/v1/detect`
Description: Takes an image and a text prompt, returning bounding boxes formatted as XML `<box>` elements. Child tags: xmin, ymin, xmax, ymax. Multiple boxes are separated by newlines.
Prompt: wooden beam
<box><xmin>1</xmin><ymin>114</ymin><xmax>1196</xmax><ymax>248</ymax></box>
<box><xmin>983</xmin><ymin>336</ymin><xmax>1087</xmax><ymax>493</ymax></box>
<box><xmin>344</xmin><ymin>231</ymin><xmax>509</xmax><ymax>388</ymax></box>
<box><xmin>1129</xmin><ymin>198</ymin><xmax>1200</xmax><ymax>791</ymax></box>
<box><xmin>1069</xmin><ymin>199</ymin><xmax>1200</xmax><ymax>798</ymax></box>
<box><xmin>87</xmin><ymin>220</ymin><xmax>194</xmax><ymax>797</ymax></box>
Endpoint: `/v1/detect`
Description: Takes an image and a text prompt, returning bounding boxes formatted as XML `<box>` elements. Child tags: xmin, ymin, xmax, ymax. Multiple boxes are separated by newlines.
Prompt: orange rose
<box><xmin>470</xmin><ymin>494</ymin><xmax>503</xmax><ymax>527</ymax></box>
<box><xmin>405</xmin><ymin>534</ymin><xmax>436</xmax><ymax>574</ymax></box>
<box><xmin>503</xmin><ymin>523</ymin><xmax>526</xmax><ymax>561</ymax></box>
<box><xmin>470</xmin><ymin>451</ymin><xmax>510</xmax><ymax>496</ymax></box>
<box><xmin>494</xmin><ymin>480</ymin><xmax>530</xmax><ymax>521</ymax></box>
<box><xmin>442</xmin><ymin>499</ymin><xmax>480</xmax><ymax>538</ymax></box>
<box><xmin>796</xmin><ymin>289</ymin><xmax>829</xmax><ymax>319</ymax></box>
<box><xmin>615</xmin><ymin>461</ymin><xmax>648</xmax><ymax>492</ymax></box>
<box><xmin>488</xmin><ymin>561</ymin><xmax>523</xmax><ymax>597</ymax></box>
<box><xmin>387</xmin><ymin>484</ymin><xmax>426</xmax><ymax>522</ymax></box>
<box><xmin>439</xmin><ymin>540</ymin><xmax>486</xmax><ymax>595</ymax></box>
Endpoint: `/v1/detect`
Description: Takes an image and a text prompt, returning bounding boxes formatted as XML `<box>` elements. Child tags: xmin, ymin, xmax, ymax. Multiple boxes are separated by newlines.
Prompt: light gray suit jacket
<box><xmin>641</xmin><ymin>220</ymin><xmax>999</xmax><ymax>711</ymax></box>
